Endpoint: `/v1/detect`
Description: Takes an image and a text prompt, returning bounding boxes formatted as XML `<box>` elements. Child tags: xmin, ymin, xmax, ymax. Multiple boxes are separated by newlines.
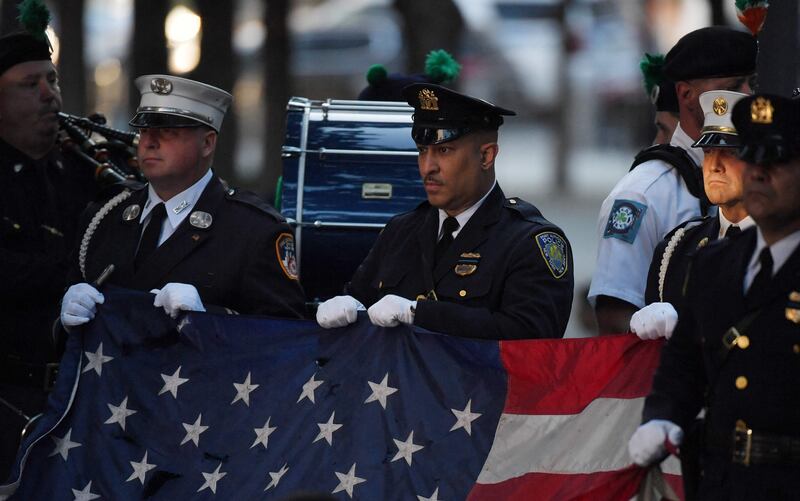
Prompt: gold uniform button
<box><xmin>735</xmin><ymin>376</ymin><xmax>748</xmax><ymax>390</ymax></box>
<box><xmin>793</xmin><ymin>344</ymin><xmax>800</xmax><ymax>354</ymax></box>
<box><xmin>459</xmin><ymin>290</ymin><xmax>467</xmax><ymax>297</ymax></box>
<box><xmin>737</xmin><ymin>335</ymin><xmax>750</xmax><ymax>349</ymax></box>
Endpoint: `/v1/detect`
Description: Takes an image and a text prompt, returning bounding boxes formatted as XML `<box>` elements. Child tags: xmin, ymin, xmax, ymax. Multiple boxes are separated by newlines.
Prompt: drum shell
<box><xmin>280</xmin><ymin>98</ymin><xmax>426</xmax><ymax>302</ymax></box>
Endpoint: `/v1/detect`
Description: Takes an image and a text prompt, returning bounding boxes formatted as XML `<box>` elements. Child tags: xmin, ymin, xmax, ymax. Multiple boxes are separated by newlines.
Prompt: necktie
<box><xmin>134</xmin><ymin>203</ymin><xmax>166</xmax><ymax>270</ymax></box>
<box><xmin>434</xmin><ymin>216</ymin><xmax>460</xmax><ymax>266</ymax></box>
<box><xmin>746</xmin><ymin>247</ymin><xmax>773</xmax><ymax>300</ymax></box>
<box><xmin>724</xmin><ymin>225</ymin><xmax>742</xmax><ymax>238</ymax></box>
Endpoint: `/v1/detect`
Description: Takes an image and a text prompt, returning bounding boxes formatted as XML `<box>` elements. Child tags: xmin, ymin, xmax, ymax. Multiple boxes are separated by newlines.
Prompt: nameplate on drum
<box><xmin>362</xmin><ymin>183</ymin><xmax>392</xmax><ymax>199</ymax></box>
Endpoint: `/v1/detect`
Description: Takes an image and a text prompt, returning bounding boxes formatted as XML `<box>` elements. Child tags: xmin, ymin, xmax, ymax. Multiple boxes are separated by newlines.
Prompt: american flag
<box><xmin>1</xmin><ymin>288</ymin><xmax>680</xmax><ymax>500</ymax></box>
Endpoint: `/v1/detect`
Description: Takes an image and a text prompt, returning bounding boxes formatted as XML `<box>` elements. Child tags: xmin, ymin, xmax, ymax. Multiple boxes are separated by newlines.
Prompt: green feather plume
<box><xmin>735</xmin><ymin>0</ymin><xmax>767</xmax><ymax>10</ymax></box>
<box><xmin>639</xmin><ymin>53</ymin><xmax>666</xmax><ymax>95</ymax></box>
<box><xmin>17</xmin><ymin>0</ymin><xmax>51</xmax><ymax>41</ymax></box>
<box><xmin>366</xmin><ymin>64</ymin><xmax>388</xmax><ymax>85</ymax></box>
<box><xmin>425</xmin><ymin>49</ymin><xmax>461</xmax><ymax>84</ymax></box>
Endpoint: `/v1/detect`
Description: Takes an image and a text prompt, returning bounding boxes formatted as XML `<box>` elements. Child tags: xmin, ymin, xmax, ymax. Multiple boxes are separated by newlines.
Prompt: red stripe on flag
<box><xmin>499</xmin><ymin>335</ymin><xmax>663</xmax><ymax>414</ymax></box>
<box><xmin>468</xmin><ymin>466</ymin><xmax>648</xmax><ymax>501</ymax></box>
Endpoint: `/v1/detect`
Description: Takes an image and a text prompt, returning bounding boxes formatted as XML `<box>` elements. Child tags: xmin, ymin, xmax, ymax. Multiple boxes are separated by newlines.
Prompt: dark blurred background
<box><xmin>2</xmin><ymin>0</ymin><xmax>797</xmax><ymax>336</ymax></box>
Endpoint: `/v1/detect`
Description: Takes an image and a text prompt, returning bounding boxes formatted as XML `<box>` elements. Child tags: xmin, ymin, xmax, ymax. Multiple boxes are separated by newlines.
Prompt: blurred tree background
<box><xmin>0</xmin><ymin>0</ymin><xmax>797</xmax><ymax>199</ymax></box>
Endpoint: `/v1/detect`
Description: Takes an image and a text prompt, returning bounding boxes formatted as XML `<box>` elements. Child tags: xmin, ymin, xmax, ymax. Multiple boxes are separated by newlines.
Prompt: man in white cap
<box><xmin>59</xmin><ymin>75</ymin><xmax>306</xmax><ymax>326</ymax></box>
<box><xmin>630</xmin><ymin>90</ymin><xmax>755</xmax><ymax>341</ymax></box>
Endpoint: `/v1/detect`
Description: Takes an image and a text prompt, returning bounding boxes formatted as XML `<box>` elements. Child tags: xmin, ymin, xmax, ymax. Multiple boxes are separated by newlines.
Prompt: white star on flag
<box><xmin>126</xmin><ymin>451</ymin><xmax>156</xmax><ymax>485</ymax></box>
<box><xmin>391</xmin><ymin>430</ymin><xmax>424</xmax><ymax>466</ymax></box>
<box><xmin>197</xmin><ymin>463</ymin><xmax>227</xmax><ymax>494</ymax></box>
<box><xmin>332</xmin><ymin>463</ymin><xmax>366</xmax><ymax>498</ymax></box>
<box><xmin>313</xmin><ymin>411</ymin><xmax>343</xmax><ymax>446</ymax></box>
<box><xmin>364</xmin><ymin>372</ymin><xmax>398</xmax><ymax>409</ymax></box>
<box><xmin>71</xmin><ymin>480</ymin><xmax>100</xmax><ymax>501</ymax></box>
<box><xmin>417</xmin><ymin>486</ymin><xmax>443</xmax><ymax>501</ymax></box>
<box><xmin>181</xmin><ymin>413</ymin><xmax>209</xmax><ymax>447</ymax></box>
<box><xmin>82</xmin><ymin>342</ymin><xmax>113</xmax><ymax>376</ymax></box>
<box><xmin>251</xmin><ymin>417</ymin><xmax>277</xmax><ymax>449</ymax></box>
<box><xmin>264</xmin><ymin>463</ymin><xmax>289</xmax><ymax>491</ymax></box>
<box><xmin>49</xmin><ymin>428</ymin><xmax>81</xmax><ymax>461</ymax></box>
<box><xmin>105</xmin><ymin>396</ymin><xmax>137</xmax><ymax>431</ymax></box>
<box><xmin>297</xmin><ymin>373</ymin><xmax>324</xmax><ymax>403</ymax></box>
<box><xmin>159</xmin><ymin>366</ymin><xmax>189</xmax><ymax>398</ymax></box>
<box><xmin>450</xmin><ymin>399</ymin><xmax>482</xmax><ymax>436</ymax></box>
<box><xmin>232</xmin><ymin>371</ymin><xmax>259</xmax><ymax>406</ymax></box>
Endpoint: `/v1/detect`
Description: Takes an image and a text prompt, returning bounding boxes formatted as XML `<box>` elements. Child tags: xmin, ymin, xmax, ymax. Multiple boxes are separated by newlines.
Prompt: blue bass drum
<box><xmin>280</xmin><ymin>98</ymin><xmax>426</xmax><ymax>303</ymax></box>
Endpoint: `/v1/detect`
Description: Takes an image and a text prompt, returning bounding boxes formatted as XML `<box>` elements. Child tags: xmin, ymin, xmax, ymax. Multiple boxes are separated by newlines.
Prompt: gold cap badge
<box><xmin>418</xmin><ymin>89</ymin><xmax>439</xmax><ymax>111</ymax></box>
<box><xmin>712</xmin><ymin>97</ymin><xmax>728</xmax><ymax>116</ymax></box>
<box><xmin>751</xmin><ymin>96</ymin><xmax>773</xmax><ymax>124</ymax></box>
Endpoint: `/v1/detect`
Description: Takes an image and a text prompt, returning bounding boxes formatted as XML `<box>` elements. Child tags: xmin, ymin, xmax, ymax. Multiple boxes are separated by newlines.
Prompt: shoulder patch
<box><xmin>227</xmin><ymin>188</ymin><xmax>284</xmax><ymax>222</ymax></box>
<box><xmin>603</xmin><ymin>199</ymin><xmax>647</xmax><ymax>243</ymax></box>
<box><xmin>535</xmin><ymin>231</ymin><xmax>568</xmax><ymax>279</ymax></box>
<box><xmin>275</xmin><ymin>233</ymin><xmax>299</xmax><ymax>280</ymax></box>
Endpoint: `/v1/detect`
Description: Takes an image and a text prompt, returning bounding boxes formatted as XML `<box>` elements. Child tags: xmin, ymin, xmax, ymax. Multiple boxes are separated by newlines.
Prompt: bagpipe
<box><xmin>57</xmin><ymin>112</ymin><xmax>145</xmax><ymax>187</ymax></box>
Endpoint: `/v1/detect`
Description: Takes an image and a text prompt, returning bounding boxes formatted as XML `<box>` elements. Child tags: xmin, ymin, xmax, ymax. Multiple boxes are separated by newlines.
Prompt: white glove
<box><xmin>630</xmin><ymin>302</ymin><xmax>678</xmax><ymax>340</ymax></box>
<box><xmin>316</xmin><ymin>295</ymin><xmax>364</xmax><ymax>329</ymax></box>
<box><xmin>367</xmin><ymin>294</ymin><xmax>416</xmax><ymax>327</ymax></box>
<box><xmin>60</xmin><ymin>283</ymin><xmax>105</xmax><ymax>329</ymax></box>
<box><xmin>150</xmin><ymin>283</ymin><xmax>206</xmax><ymax>319</ymax></box>
<box><xmin>628</xmin><ymin>419</ymin><xmax>684</xmax><ymax>466</ymax></box>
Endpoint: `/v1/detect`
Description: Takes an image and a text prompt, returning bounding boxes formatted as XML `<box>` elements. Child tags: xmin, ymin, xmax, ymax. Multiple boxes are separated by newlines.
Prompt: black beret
<box><xmin>732</xmin><ymin>94</ymin><xmax>800</xmax><ymax>164</ymax></box>
<box><xmin>402</xmin><ymin>83</ymin><xmax>515</xmax><ymax>145</ymax></box>
<box><xmin>0</xmin><ymin>32</ymin><xmax>51</xmax><ymax>77</ymax></box>
<box><xmin>663</xmin><ymin>27</ymin><xmax>757</xmax><ymax>81</ymax></box>
<box><xmin>653</xmin><ymin>82</ymin><xmax>678</xmax><ymax>113</ymax></box>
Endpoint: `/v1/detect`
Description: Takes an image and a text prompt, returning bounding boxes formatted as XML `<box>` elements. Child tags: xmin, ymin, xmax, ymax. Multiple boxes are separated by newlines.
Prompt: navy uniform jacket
<box><xmin>644</xmin><ymin>226</ymin><xmax>800</xmax><ymax>439</ymax></box>
<box><xmin>68</xmin><ymin>176</ymin><xmax>306</xmax><ymax>319</ymax></box>
<box><xmin>346</xmin><ymin>185</ymin><xmax>573</xmax><ymax>339</ymax></box>
<box><xmin>644</xmin><ymin>215</ymin><xmax>720</xmax><ymax>307</ymax></box>
<box><xmin>0</xmin><ymin>139</ymin><xmax>96</xmax><ymax>363</ymax></box>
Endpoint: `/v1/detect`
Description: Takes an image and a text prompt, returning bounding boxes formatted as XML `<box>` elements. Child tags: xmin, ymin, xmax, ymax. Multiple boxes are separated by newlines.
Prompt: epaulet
<box><xmin>95</xmin><ymin>179</ymin><xmax>145</xmax><ymax>202</ymax></box>
<box><xmin>504</xmin><ymin>197</ymin><xmax>547</xmax><ymax>225</ymax></box>
<box><xmin>663</xmin><ymin>214</ymin><xmax>711</xmax><ymax>241</ymax></box>
<box><xmin>224</xmin><ymin>187</ymin><xmax>284</xmax><ymax>222</ymax></box>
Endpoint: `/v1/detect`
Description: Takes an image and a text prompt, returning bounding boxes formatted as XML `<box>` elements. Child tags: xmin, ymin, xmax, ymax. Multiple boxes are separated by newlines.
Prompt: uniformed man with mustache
<box><xmin>316</xmin><ymin>84</ymin><xmax>573</xmax><ymax>340</ymax></box>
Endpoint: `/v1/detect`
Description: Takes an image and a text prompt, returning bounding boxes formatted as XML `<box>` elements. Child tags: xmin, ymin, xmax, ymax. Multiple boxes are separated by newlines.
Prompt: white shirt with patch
<box><xmin>588</xmin><ymin>124</ymin><xmax>706</xmax><ymax>309</ymax></box>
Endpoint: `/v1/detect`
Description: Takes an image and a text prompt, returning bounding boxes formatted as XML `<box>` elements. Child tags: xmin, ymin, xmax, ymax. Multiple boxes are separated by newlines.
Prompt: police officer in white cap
<box><xmin>59</xmin><ymin>75</ymin><xmax>306</xmax><ymax>324</ymax></box>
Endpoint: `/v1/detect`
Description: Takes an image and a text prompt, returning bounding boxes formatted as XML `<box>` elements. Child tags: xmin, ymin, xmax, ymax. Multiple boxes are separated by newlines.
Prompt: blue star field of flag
<box><xmin>3</xmin><ymin>288</ymin><xmax>507</xmax><ymax>500</ymax></box>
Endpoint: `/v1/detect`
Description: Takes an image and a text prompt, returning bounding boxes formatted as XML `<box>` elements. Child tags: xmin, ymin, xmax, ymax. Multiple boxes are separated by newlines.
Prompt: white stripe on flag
<box><xmin>477</xmin><ymin>397</ymin><xmax>645</xmax><ymax>484</ymax></box>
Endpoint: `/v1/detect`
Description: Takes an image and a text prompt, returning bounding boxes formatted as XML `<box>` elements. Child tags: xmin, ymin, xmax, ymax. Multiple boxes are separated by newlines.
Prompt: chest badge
<box><xmin>189</xmin><ymin>211</ymin><xmax>213</xmax><ymax>229</ymax></box>
<box><xmin>785</xmin><ymin>291</ymin><xmax>800</xmax><ymax>323</ymax></box>
<box><xmin>122</xmin><ymin>204</ymin><xmax>141</xmax><ymax>222</ymax></box>
<box><xmin>454</xmin><ymin>252</ymin><xmax>480</xmax><ymax>276</ymax></box>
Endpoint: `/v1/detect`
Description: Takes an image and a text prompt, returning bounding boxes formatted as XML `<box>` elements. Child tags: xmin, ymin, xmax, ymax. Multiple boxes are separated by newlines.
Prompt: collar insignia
<box><xmin>173</xmin><ymin>200</ymin><xmax>190</xmax><ymax>215</ymax></box>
